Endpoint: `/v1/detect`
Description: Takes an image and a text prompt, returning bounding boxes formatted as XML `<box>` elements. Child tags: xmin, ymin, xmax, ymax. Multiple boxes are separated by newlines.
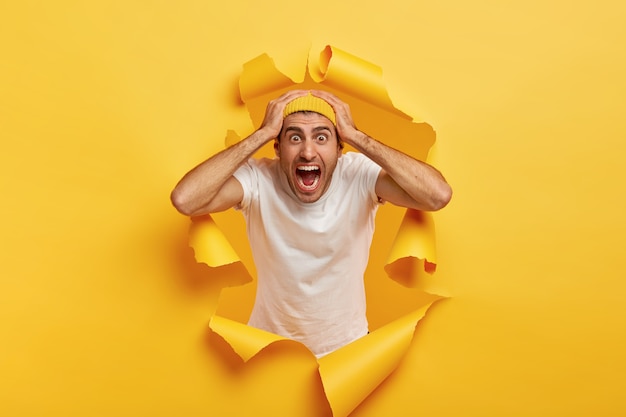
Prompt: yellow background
<box><xmin>2</xmin><ymin>1</ymin><xmax>625</xmax><ymax>416</ymax></box>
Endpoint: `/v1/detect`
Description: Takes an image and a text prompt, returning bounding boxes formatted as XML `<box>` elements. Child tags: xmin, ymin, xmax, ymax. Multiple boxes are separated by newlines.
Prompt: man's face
<box><xmin>275</xmin><ymin>112</ymin><xmax>342</xmax><ymax>203</ymax></box>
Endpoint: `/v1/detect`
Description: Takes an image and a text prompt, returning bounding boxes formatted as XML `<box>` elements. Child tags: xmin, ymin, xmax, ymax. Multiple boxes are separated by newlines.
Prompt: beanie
<box><xmin>283</xmin><ymin>93</ymin><xmax>336</xmax><ymax>125</ymax></box>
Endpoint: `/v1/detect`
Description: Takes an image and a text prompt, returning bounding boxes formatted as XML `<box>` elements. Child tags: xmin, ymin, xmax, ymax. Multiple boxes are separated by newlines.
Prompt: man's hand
<box><xmin>259</xmin><ymin>89</ymin><xmax>310</xmax><ymax>138</ymax></box>
<box><xmin>310</xmin><ymin>89</ymin><xmax>363</xmax><ymax>145</ymax></box>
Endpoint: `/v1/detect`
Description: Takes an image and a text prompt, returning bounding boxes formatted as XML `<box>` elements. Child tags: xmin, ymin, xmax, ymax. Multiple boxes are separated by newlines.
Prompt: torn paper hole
<box><xmin>190</xmin><ymin>45</ymin><xmax>447</xmax><ymax>417</ymax></box>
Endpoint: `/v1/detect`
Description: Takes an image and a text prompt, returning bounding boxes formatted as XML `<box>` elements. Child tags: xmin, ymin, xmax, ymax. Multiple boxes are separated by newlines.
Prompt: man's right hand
<box><xmin>258</xmin><ymin>90</ymin><xmax>310</xmax><ymax>139</ymax></box>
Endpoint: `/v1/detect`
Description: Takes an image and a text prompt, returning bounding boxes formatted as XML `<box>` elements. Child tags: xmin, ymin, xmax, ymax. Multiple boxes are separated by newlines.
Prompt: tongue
<box><xmin>300</xmin><ymin>171</ymin><xmax>317</xmax><ymax>186</ymax></box>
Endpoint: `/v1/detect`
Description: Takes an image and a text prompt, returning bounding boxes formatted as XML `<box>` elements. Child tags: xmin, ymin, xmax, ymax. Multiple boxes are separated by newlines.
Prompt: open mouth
<box><xmin>295</xmin><ymin>165</ymin><xmax>321</xmax><ymax>191</ymax></box>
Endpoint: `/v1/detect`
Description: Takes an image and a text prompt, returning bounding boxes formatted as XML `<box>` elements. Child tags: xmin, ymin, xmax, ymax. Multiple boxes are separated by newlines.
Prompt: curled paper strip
<box><xmin>308</xmin><ymin>46</ymin><xmax>408</xmax><ymax>117</ymax></box>
<box><xmin>209</xmin><ymin>315</ymin><xmax>292</xmax><ymax>362</ymax></box>
<box><xmin>317</xmin><ymin>301</ymin><xmax>440</xmax><ymax>417</ymax></box>
<box><xmin>384</xmin><ymin>209</ymin><xmax>447</xmax><ymax>295</ymax></box>
<box><xmin>189</xmin><ymin>215</ymin><xmax>239</xmax><ymax>268</ymax></box>
<box><xmin>190</xmin><ymin>45</ymin><xmax>443</xmax><ymax>416</ymax></box>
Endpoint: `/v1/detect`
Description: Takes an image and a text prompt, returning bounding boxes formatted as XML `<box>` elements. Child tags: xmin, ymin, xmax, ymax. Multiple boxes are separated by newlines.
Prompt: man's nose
<box><xmin>300</xmin><ymin>140</ymin><xmax>316</xmax><ymax>160</ymax></box>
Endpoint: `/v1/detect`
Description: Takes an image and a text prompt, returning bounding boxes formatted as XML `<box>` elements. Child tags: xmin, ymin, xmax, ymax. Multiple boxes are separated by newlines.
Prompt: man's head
<box><xmin>274</xmin><ymin>93</ymin><xmax>343</xmax><ymax>204</ymax></box>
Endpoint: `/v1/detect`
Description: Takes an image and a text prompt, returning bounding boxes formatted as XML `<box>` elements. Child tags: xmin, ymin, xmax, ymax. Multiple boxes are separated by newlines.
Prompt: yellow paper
<box><xmin>4</xmin><ymin>3</ymin><xmax>625</xmax><ymax>416</ymax></box>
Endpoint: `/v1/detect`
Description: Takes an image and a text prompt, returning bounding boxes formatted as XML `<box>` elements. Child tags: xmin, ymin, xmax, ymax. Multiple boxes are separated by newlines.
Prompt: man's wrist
<box><xmin>253</xmin><ymin>126</ymin><xmax>279</xmax><ymax>144</ymax></box>
<box><xmin>344</xmin><ymin>130</ymin><xmax>370</xmax><ymax>149</ymax></box>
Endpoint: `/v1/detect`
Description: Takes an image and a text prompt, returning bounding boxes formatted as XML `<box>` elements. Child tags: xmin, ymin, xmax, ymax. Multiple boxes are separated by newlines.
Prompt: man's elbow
<box><xmin>429</xmin><ymin>183</ymin><xmax>452</xmax><ymax>211</ymax></box>
<box><xmin>170</xmin><ymin>187</ymin><xmax>195</xmax><ymax>216</ymax></box>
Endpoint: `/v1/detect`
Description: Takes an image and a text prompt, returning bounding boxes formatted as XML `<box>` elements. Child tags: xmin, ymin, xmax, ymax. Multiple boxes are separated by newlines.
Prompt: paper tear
<box><xmin>190</xmin><ymin>45</ymin><xmax>446</xmax><ymax>416</ymax></box>
<box><xmin>318</xmin><ymin>300</ymin><xmax>441</xmax><ymax>417</ymax></box>
<box><xmin>189</xmin><ymin>215</ymin><xmax>240</xmax><ymax>268</ymax></box>
<box><xmin>309</xmin><ymin>45</ymin><xmax>409</xmax><ymax>118</ymax></box>
<box><xmin>384</xmin><ymin>209</ymin><xmax>442</xmax><ymax>291</ymax></box>
<box><xmin>209</xmin><ymin>315</ymin><xmax>299</xmax><ymax>363</ymax></box>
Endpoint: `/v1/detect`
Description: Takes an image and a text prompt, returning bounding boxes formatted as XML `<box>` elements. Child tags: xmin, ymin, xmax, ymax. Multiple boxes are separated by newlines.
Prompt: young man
<box><xmin>171</xmin><ymin>89</ymin><xmax>452</xmax><ymax>357</ymax></box>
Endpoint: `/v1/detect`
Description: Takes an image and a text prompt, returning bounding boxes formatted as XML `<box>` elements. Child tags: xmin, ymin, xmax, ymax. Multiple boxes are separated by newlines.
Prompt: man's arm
<box><xmin>170</xmin><ymin>90</ymin><xmax>309</xmax><ymax>216</ymax></box>
<box><xmin>312</xmin><ymin>90</ymin><xmax>452</xmax><ymax>211</ymax></box>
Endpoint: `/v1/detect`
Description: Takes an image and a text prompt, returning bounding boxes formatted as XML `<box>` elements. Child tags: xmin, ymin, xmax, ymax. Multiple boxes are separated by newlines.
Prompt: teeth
<box><xmin>297</xmin><ymin>166</ymin><xmax>319</xmax><ymax>171</ymax></box>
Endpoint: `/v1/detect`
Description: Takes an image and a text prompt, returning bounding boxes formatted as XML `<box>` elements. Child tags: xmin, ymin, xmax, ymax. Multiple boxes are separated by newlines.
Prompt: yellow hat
<box><xmin>283</xmin><ymin>93</ymin><xmax>336</xmax><ymax>125</ymax></box>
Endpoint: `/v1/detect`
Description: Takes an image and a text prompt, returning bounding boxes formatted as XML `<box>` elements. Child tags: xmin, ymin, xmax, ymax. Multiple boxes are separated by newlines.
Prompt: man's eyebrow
<box><xmin>283</xmin><ymin>125</ymin><xmax>332</xmax><ymax>135</ymax></box>
<box><xmin>284</xmin><ymin>126</ymin><xmax>304</xmax><ymax>134</ymax></box>
<box><xmin>312</xmin><ymin>126</ymin><xmax>332</xmax><ymax>132</ymax></box>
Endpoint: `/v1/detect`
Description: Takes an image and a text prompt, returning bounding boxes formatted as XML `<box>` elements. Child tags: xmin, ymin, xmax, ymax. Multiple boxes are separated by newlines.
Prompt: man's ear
<box><xmin>274</xmin><ymin>139</ymin><xmax>280</xmax><ymax>157</ymax></box>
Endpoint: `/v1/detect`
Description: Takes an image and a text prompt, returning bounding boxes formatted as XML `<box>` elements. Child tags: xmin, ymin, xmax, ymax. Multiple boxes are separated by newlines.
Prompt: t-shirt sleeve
<box><xmin>232</xmin><ymin>159</ymin><xmax>256</xmax><ymax>211</ymax></box>
<box><xmin>343</xmin><ymin>152</ymin><xmax>383</xmax><ymax>205</ymax></box>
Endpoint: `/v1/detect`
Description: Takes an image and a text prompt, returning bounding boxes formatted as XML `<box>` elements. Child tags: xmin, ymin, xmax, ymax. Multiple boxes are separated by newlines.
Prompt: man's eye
<box><xmin>316</xmin><ymin>135</ymin><xmax>328</xmax><ymax>142</ymax></box>
<box><xmin>290</xmin><ymin>135</ymin><xmax>301</xmax><ymax>142</ymax></box>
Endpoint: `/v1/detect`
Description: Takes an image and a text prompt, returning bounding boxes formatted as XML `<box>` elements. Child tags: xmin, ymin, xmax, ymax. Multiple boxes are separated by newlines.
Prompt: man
<box><xmin>171</xmin><ymin>89</ymin><xmax>452</xmax><ymax>357</ymax></box>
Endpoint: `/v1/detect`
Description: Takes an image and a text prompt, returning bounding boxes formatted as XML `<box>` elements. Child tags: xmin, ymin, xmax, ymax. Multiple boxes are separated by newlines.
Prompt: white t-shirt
<box><xmin>233</xmin><ymin>152</ymin><xmax>382</xmax><ymax>357</ymax></box>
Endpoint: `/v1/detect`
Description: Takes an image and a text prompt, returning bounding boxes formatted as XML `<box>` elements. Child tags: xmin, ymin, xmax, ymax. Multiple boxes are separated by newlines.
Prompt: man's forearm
<box><xmin>309</xmin><ymin>89</ymin><xmax>451</xmax><ymax>210</ymax></box>
<box><xmin>348</xmin><ymin>131</ymin><xmax>452</xmax><ymax>210</ymax></box>
<box><xmin>171</xmin><ymin>90</ymin><xmax>310</xmax><ymax>216</ymax></box>
<box><xmin>170</xmin><ymin>128</ymin><xmax>272</xmax><ymax>216</ymax></box>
